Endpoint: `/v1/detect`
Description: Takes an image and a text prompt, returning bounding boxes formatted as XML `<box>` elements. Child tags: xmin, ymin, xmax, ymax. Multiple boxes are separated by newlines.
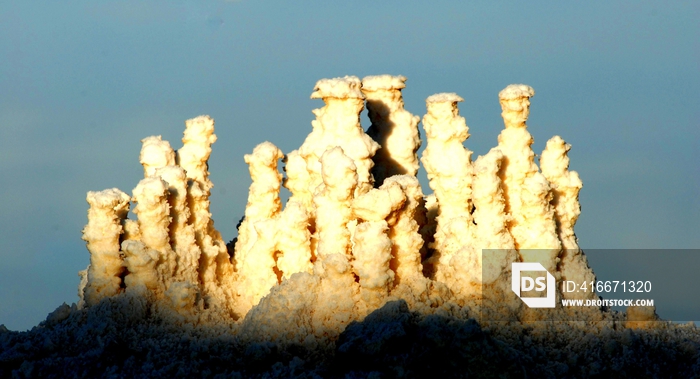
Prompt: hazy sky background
<box><xmin>1</xmin><ymin>1</ymin><xmax>698</xmax><ymax>330</ymax></box>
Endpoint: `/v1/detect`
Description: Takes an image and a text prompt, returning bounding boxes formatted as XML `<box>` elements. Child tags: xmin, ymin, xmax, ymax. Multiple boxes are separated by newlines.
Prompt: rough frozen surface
<box><xmin>310</xmin><ymin>75</ymin><xmax>364</xmax><ymax>100</ymax></box>
<box><xmin>425</xmin><ymin>92</ymin><xmax>464</xmax><ymax>103</ymax></box>
<box><xmin>363</xmin><ymin>75</ymin><xmax>421</xmax><ymax>186</ymax></box>
<box><xmin>2</xmin><ymin>76</ymin><xmax>699</xmax><ymax>378</ymax></box>
<box><xmin>361</xmin><ymin>74</ymin><xmax>407</xmax><ymax>91</ymax></box>
<box><xmin>498</xmin><ymin>84</ymin><xmax>535</xmax><ymax>100</ymax></box>
<box><xmin>2</xmin><ymin>299</ymin><xmax>699</xmax><ymax>377</ymax></box>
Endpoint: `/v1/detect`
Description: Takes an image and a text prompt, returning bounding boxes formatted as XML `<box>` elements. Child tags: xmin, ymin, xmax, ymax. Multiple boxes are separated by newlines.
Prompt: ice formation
<box><xmin>75</xmin><ymin>77</ymin><xmax>625</xmax><ymax>325</ymax></box>
<box><xmin>363</xmin><ymin>75</ymin><xmax>421</xmax><ymax>186</ymax></box>
<box><xmin>420</xmin><ymin>93</ymin><xmax>480</xmax><ymax>301</ymax></box>
<box><xmin>297</xmin><ymin>76</ymin><xmax>379</xmax><ymax>199</ymax></box>
<box><xmin>139</xmin><ymin>135</ymin><xmax>176</xmax><ymax>178</ymax></box>
<box><xmin>540</xmin><ymin>136</ymin><xmax>597</xmax><ymax>300</ymax></box>
<box><xmin>7</xmin><ymin>76</ymin><xmax>696</xmax><ymax>378</ymax></box>
<box><xmin>496</xmin><ymin>85</ymin><xmax>561</xmax><ymax>274</ymax></box>
<box><xmin>80</xmin><ymin>188</ymin><xmax>131</xmax><ymax>307</ymax></box>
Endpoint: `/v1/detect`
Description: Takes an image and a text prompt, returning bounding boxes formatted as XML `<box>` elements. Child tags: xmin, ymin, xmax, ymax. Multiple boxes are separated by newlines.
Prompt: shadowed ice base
<box><xmin>2</xmin><ymin>295</ymin><xmax>700</xmax><ymax>378</ymax></box>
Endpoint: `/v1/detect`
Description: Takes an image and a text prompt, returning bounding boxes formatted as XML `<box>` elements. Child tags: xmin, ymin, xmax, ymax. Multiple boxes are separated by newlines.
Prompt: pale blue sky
<box><xmin>1</xmin><ymin>1</ymin><xmax>698</xmax><ymax>330</ymax></box>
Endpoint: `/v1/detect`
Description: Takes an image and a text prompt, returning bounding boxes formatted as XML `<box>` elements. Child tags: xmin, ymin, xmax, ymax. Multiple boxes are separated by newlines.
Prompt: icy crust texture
<box><xmin>13</xmin><ymin>75</ymin><xmax>694</xmax><ymax>376</ymax></box>
<box><xmin>2</xmin><ymin>299</ymin><xmax>700</xmax><ymax>378</ymax></box>
<box><xmin>363</xmin><ymin>75</ymin><xmax>421</xmax><ymax>186</ymax></box>
<box><xmin>77</xmin><ymin>77</ymin><xmax>642</xmax><ymax>327</ymax></box>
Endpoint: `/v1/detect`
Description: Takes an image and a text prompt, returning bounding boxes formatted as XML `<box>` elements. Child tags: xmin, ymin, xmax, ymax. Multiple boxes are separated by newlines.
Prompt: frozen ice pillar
<box><xmin>497</xmin><ymin>85</ymin><xmax>560</xmax><ymax>273</ymax></box>
<box><xmin>362</xmin><ymin>75</ymin><xmax>421</xmax><ymax>186</ymax></box>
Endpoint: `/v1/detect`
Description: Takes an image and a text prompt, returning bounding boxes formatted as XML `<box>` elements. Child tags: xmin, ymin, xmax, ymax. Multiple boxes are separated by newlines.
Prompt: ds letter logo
<box><xmin>511</xmin><ymin>262</ymin><xmax>555</xmax><ymax>308</ymax></box>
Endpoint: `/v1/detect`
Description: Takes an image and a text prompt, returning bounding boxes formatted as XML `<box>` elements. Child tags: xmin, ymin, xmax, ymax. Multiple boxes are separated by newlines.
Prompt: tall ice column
<box><xmin>177</xmin><ymin>116</ymin><xmax>231</xmax><ymax>293</ymax></box>
<box><xmin>155</xmin><ymin>165</ymin><xmax>201</xmax><ymax>285</ymax></box>
<box><xmin>131</xmin><ymin>177</ymin><xmax>174</xmax><ymax>291</ymax></box>
<box><xmin>311</xmin><ymin>147</ymin><xmax>361</xmax><ymax>340</ymax></box>
<box><xmin>362</xmin><ymin>75</ymin><xmax>421</xmax><ymax>186</ymax></box>
<box><xmin>234</xmin><ymin>142</ymin><xmax>284</xmax><ymax>266</ymax></box>
<box><xmin>81</xmin><ymin>189</ymin><xmax>131</xmax><ymax>306</ymax></box>
<box><xmin>351</xmin><ymin>180</ymin><xmax>406</xmax><ymax>315</ymax></box>
<box><xmin>497</xmin><ymin>85</ymin><xmax>560</xmax><ymax>272</ymax></box>
<box><xmin>473</xmin><ymin>148</ymin><xmax>517</xmax><ymax>285</ymax></box>
<box><xmin>233</xmin><ymin>142</ymin><xmax>284</xmax><ymax>316</ymax></box>
<box><xmin>541</xmin><ymin>136</ymin><xmax>596</xmax><ymax>299</ymax></box>
<box><xmin>420</xmin><ymin>93</ymin><xmax>477</xmax><ymax>282</ymax></box>
<box><xmin>313</xmin><ymin>147</ymin><xmax>357</xmax><ymax>261</ymax></box>
<box><xmin>299</xmin><ymin>76</ymin><xmax>379</xmax><ymax>198</ymax></box>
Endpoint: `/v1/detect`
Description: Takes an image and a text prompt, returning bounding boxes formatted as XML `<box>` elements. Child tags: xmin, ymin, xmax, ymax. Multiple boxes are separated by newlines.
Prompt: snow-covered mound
<box><xmin>2</xmin><ymin>298</ymin><xmax>699</xmax><ymax>377</ymax></box>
